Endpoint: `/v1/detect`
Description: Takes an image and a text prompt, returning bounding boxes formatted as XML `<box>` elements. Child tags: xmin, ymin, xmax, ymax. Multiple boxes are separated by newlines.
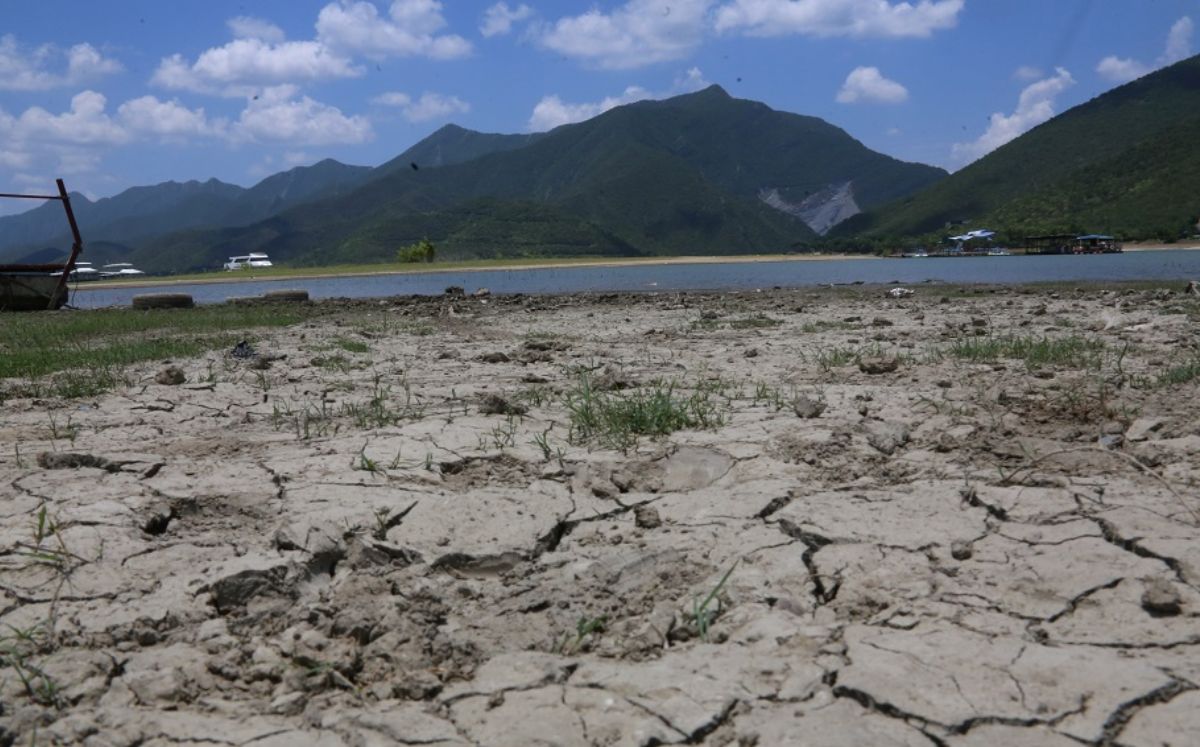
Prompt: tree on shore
<box><xmin>398</xmin><ymin>239</ymin><xmax>436</xmax><ymax>263</ymax></box>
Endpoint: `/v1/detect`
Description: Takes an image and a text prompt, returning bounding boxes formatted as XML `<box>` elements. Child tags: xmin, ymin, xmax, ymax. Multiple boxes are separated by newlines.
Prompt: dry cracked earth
<box><xmin>1</xmin><ymin>285</ymin><xmax>1199</xmax><ymax>746</ymax></box>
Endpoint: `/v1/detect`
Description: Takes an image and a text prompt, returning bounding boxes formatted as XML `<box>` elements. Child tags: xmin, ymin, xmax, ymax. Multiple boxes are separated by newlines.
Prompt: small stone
<box><xmin>478</xmin><ymin>351</ymin><xmax>510</xmax><ymax>364</ymax></box>
<box><xmin>37</xmin><ymin>452</ymin><xmax>110</xmax><ymax>470</ymax></box>
<box><xmin>859</xmin><ymin>356</ymin><xmax>901</xmax><ymax>375</ymax></box>
<box><xmin>634</xmin><ymin>505</ymin><xmax>662</xmax><ymax>530</ymax></box>
<box><xmin>744</xmin><ymin>347</ymin><xmax>759</xmax><ymax>358</ymax></box>
<box><xmin>473</xmin><ymin>287</ymin><xmax>491</xmax><ymax>298</ymax></box>
<box><xmin>865</xmin><ymin>421</ymin><xmax>910</xmax><ymax>456</ymax></box>
<box><xmin>970</xmin><ymin>317</ymin><xmax>988</xmax><ymax>327</ymax></box>
<box><xmin>1126</xmin><ymin>417</ymin><xmax>1165</xmax><ymax>442</ymax></box>
<box><xmin>444</xmin><ymin>286</ymin><xmax>465</xmax><ymax>296</ymax></box>
<box><xmin>950</xmin><ymin>541</ymin><xmax>973</xmax><ymax>560</ymax></box>
<box><xmin>1141</xmin><ymin>579</ymin><xmax>1182</xmax><ymax>617</ymax></box>
<box><xmin>871</xmin><ymin>317</ymin><xmax>894</xmax><ymax>327</ymax></box>
<box><xmin>155</xmin><ymin>365</ymin><xmax>186</xmax><ymax>385</ymax></box>
<box><xmin>792</xmin><ymin>395</ymin><xmax>826</xmax><ymax>419</ymax></box>
<box><xmin>478</xmin><ymin>393</ymin><xmax>527</xmax><ymax>416</ymax></box>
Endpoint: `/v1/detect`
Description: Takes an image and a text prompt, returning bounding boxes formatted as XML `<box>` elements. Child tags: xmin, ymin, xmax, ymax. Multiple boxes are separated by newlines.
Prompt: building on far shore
<box><xmin>1023</xmin><ymin>234</ymin><xmax>1122</xmax><ymax>255</ymax></box>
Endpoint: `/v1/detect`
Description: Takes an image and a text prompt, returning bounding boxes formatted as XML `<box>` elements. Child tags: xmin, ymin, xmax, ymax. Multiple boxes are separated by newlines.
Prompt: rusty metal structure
<box><xmin>0</xmin><ymin>179</ymin><xmax>83</xmax><ymax>311</ymax></box>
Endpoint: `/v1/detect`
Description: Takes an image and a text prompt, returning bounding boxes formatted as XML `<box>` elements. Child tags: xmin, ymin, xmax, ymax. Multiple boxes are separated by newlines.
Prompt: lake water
<box><xmin>70</xmin><ymin>250</ymin><xmax>1200</xmax><ymax>308</ymax></box>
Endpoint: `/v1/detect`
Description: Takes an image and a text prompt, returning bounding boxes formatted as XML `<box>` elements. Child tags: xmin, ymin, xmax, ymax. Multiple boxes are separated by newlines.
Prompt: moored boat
<box><xmin>51</xmin><ymin>261</ymin><xmax>101</xmax><ymax>281</ymax></box>
<box><xmin>224</xmin><ymin>253</ymin><xmax>273</xmax><ymax>270</ymax></box>
<box><xmin>100</xmin><ymin>262</ymin><xmax>146</xmax><ymax>278</ymax></box>
<box><xmin>0</xmin><ymin>264</ymin><xmax>69</xmax><ymax>310</ymax></box>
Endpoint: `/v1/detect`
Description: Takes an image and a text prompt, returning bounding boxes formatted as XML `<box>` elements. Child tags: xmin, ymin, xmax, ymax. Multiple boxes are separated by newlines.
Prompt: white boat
<box><xmin>224</xmin><ymin>253</ymin><xmax>273</xmax><ymax>271</ymax></box>
<box><xmin>50</xmin><ymin>261</ymin><xmax>101</xmax><ymax>281</ymax></box>
<box><xmin>100</xmin><ymin>262</ymin><xmax>146</xmax><ymax>278</ymax></box>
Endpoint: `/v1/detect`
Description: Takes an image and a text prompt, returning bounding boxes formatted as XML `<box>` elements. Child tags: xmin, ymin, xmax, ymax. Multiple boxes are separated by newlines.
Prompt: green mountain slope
<box><xmin>137</xmin><ymin>86</ymin><xmax>943</xmax><ymax>271</ymax></box>
<box><xmin>840</xmin><ymin>54</ymin><xmax>1200</xmax><ymax>241</ymax></box>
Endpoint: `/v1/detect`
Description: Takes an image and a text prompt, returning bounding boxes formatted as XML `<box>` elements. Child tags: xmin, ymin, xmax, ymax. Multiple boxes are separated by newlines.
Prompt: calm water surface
<box><xmin>71</xmin><ymin>250</ymin><xmax>1200</xmax><ymax>308</ymax></box>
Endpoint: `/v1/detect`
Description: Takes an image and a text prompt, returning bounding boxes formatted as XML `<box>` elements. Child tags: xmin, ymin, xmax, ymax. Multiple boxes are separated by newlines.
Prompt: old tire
<box><xmin>132</xmin><ymin>293</ymin><xmax>194</xmax><ymax>310</ymax></box>
<box><xmin>262</xmin><ymin>289</ymin><xmax>309</xmax><ymax>303</ymax></box>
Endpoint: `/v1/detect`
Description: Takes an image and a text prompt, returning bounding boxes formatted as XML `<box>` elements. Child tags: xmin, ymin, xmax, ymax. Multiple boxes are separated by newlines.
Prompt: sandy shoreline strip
<box><xmin>85</xmin><ymin>253</ymin><xmax>877</xmax><ymax>290</ymax></box>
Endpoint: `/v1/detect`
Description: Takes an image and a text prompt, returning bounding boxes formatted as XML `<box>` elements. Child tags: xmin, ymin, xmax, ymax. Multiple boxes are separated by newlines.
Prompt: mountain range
<box><xmin>0</xmin><ymin>85</ymin><xmax>944</xmax><ymax>272</ymax></box>
<box><xmin>3</xmin><ymin>55</ymin><xmax>1198</xmax><ymax>272</ymax></box>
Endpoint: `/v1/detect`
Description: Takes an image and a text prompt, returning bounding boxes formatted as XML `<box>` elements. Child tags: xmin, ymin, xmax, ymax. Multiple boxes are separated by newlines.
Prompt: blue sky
<box><xmin>1</xmin><ymin>0</ymin><xmax>1196</xmax><ymax>215</ymax></box>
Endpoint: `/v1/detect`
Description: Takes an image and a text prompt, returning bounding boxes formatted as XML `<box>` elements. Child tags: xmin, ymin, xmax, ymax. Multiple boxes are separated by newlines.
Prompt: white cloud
<box><xmin>0</xmin><ymin>35</ymin><xmax>123</xmax><ymax>91</ymax></box>
<box><xmin>372</xmin><ymin>91</ymin><xmax>470</xmax><ymax>122</ymax></box>
<box><xmin>12</xmin><ymin>91</ymin><xmax>130</xmax><ymax>145</ymax></box>
<box><xmin>316</xmin><ymin>0</ymin><xmax>472</xmax><ymax>60</ymax></box>
<box><xmin>228</xmin><ymin>16</ymin><xmax>287</xmax><ymax>44</ymax></box>
<box><xmin>714</xmin><ymin>0</ymin><xmax>963</xmax><ymax>38</ymax></box>
<box><xmin>951</xmin><ymin>67</ymin><xmax>1074</xmax><ymax>164</ymax></box>
<box><xmin>481</xmin><ymin>3</ymin><xmax>534</xmax><ymax>37</ymax></box>
<box><xmin>117</xmin><ymin>96</ymin><xmax>224</xmax><ymax>138</ymax></box>
<box><xmin>1013</xmin><ymin>65</ymin><xmax>1042</xmax><ymax>81</ymax></box>
<box><xmin>529</xmin><ymin>86</ymin><xmax>652</xmax><ymax>131</ymax></box>
<box><xmin>1096</xmin><ymin>56</ymin><xmax>1149</xmax><ymax>84</ymax></box>
<box><xmin>836</xmin><ymin>66</ymin><xmax>908</xmax><ymax>104</ymax></box>
<box><xmin>675</xmin><ymin>66</ymin><xmax>710</xmax><ymax>91</ymax></box>
<box><xmin>233</xmin><ymin>85</ymin><xmax>373</xmax><ymax>145</ymax></box>
<box><xmin>0</xmin><ymin>149</ymin><xmax>32</xmax><ymax>170</ymax></box>
<box><xmin>527</xmin><ymin>67</ymin><xmax>710</xmax><ymax>131</ymax></box>
<box><xmin>538</xmin><ymin>0</ymin><xmax>711</xmax><ymax>70</ymax></box>
<box><xmin>151</xmin><ymin>39</ymin><xmax>361</xmax><ymax>96</ymax></box>
<box><xmin>1097</xmin><ymin>15</ymin><xmax>1193</xmax><ymax>84</ymax></box>
<box><xmin>1164</xmin><ymin>16</ymin><xmax>1194</xmax><ymax>64</ymax></box>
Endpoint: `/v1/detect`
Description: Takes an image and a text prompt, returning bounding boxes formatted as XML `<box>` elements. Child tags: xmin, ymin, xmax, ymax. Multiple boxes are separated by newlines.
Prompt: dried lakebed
<box><xmin>2</xmin><ymin>286</ymin><xmax>1199</xmax><ymax>746</ymax></box>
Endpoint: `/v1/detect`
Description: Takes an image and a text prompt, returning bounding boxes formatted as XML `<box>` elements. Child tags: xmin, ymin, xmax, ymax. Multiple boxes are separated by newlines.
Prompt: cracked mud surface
<box><xmin>2</xmin><ymin>285</ymin><xmax>1199</xmax><ymax>745</ymax></box>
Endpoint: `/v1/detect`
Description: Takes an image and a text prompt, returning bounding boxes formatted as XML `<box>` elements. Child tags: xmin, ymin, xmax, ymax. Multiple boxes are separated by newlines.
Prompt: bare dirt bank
<box><xmin>2</xmin><ymin>284</ymin><xmax>1198</xmax><ymax>745</ymax></box>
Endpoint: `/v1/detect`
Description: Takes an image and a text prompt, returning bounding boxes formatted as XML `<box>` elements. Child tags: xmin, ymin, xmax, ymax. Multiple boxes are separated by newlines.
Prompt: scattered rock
<box><xmin>154</xmin><ymin>365</ymin><xmax>186</xmax><ymax>386</ymax></box>
<box><xmin>1141</xmin><ymin>579</ymin><xmax>1182</xmax><ymax>617</ymax></box>
<box><xmin>634</xmin><ymin>505</ymin><xmax>662</xmax><ymax>529</ymax></box>
<box><xmin>521</xmin><ymin>373</ymin><xmax>550</xmax><ymax>384</ymax></box>
<box><xmin>231</xmin><ymin>340</ymin><xmax>256</xmax><ymax>358</ymax></box>
<box><xmin>1126</xmin><ymin>417</ymin><xmax>1165</xmax><ymax>442</ymax></box>
<box><xmin>445</xmin><ymin>286</ymin><xmax>465</xmax><ymax>296</ymax></box>
<box><xmin>870</xmin><ymin>317</ymin><xmax>894</xmax><ymax>327</ymax></box>
<box><xmin>859</xmin><ymin>355</ymin><xmax>901</xmax><ymax>374</ymax></box>
<box><xmin>950</xmin><ymin>540</ymin><xmax>973</xmax><ymax>560</ymax></box>
<box><xmin>887</xmin><ymin>287</ymin><xmax>914</xmax><ymax>298</ymax></box>
<box><xmin>37</xmin><ymin>452</ymin><xmax>112</xmax><ymax>470</ymax></box>
<box><xmin>473</xmin><ymin>288</ymin><xmax>491</xmax><ymax>298</ymax></box>
<box><xmin>478</xmin><ymin>351</ymin><xmax>510</xmax><ymax>364</ymax></box>
<box><xmin>865</xmin><ymin>420</ymin><xmax>910</xmax><ymax>455</ymax></box>
<box><xmin>744</xmin><ymin>347</ymin><xmax>759</xmax><ymax>358</ymax></box>
<box><xmin>792</xmin><ymin>395</ymin><xmax>826</xmax><ymax>419</ymax></box>
<box><xmin>478</xmin><ymin>394</ymin><xmax>528</xmax><ymax>416</ymax></box>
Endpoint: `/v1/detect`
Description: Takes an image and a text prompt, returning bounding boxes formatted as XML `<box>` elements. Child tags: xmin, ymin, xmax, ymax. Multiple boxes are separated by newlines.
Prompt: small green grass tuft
<box><xmin>1157</xmin><ymin>356</ymin><xmax>1200</xmax><ymax>386</ymax></box>
<box><xmin>947</xmin><ymin>334</ymin><xmax>1105</xmax><ymax>369</ymax></box>
<box><xmin>564</xmin><ymin>376</ymin><xmax>726</xmax><ymax>449</ymax></box>
<box><xmin>333</xmin><ymin>337</ymin><xmax>370</xmax><ymax>354</ymax></box>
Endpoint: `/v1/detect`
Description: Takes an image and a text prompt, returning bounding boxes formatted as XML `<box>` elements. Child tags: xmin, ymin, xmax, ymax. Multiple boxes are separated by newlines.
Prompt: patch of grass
<box><xmin>333</xmin><ymin>337</ymin><xmax>370</xmax><ymax>354</ymax></box>
<box><xmin>726</xmin><ymin>314</ymin><xmax>782</xmax><ymax>330</ymax></box>
<box><xmin>564</xmin><ymin>375</ymin><xmax>726</xmax><ymax>449</ymax></box>
<box><xmin>0</xmin><ymin>305</ymin><xmax>311</xmax><ymax>398</ymax></box>
<box><xmin>947</xmin><ymin>334</ymin><xmax>1105</xmax><ymax>369</ymax></box>
<box><xmin>1157</xmin><ymin>356</ymin><xmax>1200</xmax><ymax>386</ymax></box>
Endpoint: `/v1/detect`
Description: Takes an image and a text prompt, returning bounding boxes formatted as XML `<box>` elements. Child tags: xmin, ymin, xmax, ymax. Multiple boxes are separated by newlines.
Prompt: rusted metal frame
<box><xmin>48</xmin><ymin>180</ymin><xmax>85</xmax><ymax>309</ymax></box>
